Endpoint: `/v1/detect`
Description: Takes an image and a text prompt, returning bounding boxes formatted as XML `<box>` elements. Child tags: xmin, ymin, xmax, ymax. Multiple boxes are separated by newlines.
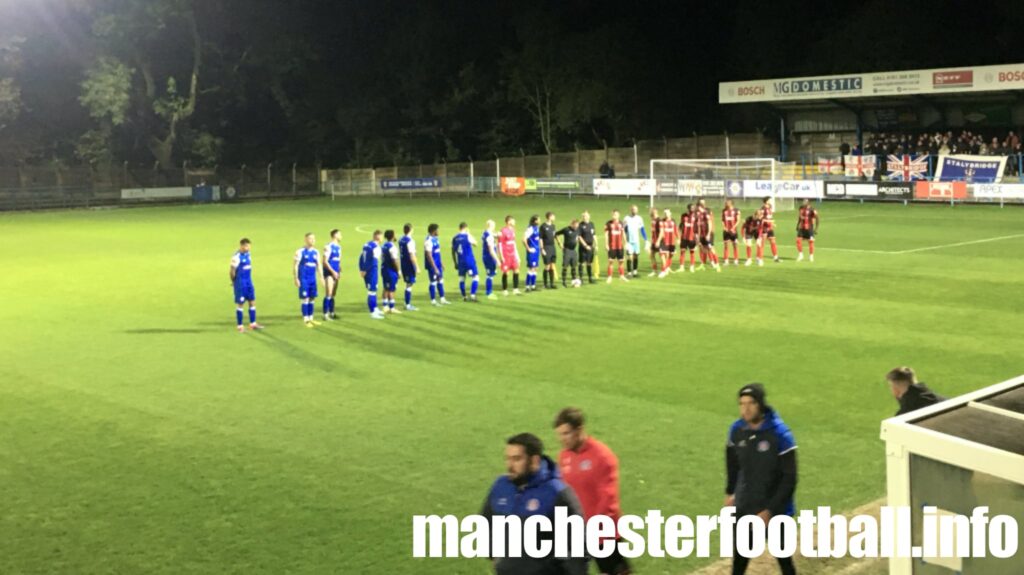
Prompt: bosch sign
<box><xmin>736</xmin><ymin>85</ymin><xmax>765</xmax><ymax>96</ymax></box>
<box><xmin>998</xmin><ymin>70</ymin><xmax>1024</xmax><ymax>83</ymax></box>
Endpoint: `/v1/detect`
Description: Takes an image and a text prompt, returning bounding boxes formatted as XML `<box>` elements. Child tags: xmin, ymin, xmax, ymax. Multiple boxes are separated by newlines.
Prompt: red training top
<box><xmin>559</xmin><ymin>437</ymin><xmax>622</xmax><ymax>523</ymax></box>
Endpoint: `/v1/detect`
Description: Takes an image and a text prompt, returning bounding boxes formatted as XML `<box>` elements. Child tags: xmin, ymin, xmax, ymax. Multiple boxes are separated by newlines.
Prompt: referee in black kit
<box><xmin>540</xmin><ymin>212</ymin><xmax>558</xmax><ymax>289</ymax></box>
<box><xmin>556</xmin><ymin>220</ymin><xmax>581</xmax><ymax>288</ymax></box>
<box><xmin>724</xmin><ymin>383</ymin><xmax>798</xmax><ymax>575</ymax></box>
<box><xmin>577</xmin><ymin>211</ymin><xmax>597</xmax><ymax>284</ymax></box>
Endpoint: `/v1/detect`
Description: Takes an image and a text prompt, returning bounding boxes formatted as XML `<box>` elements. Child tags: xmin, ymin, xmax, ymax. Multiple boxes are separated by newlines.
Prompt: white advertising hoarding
<box><xmin>720</xmin><ymin>63</ymin><xmax>1024</xmax><ymax>104</ymax></box>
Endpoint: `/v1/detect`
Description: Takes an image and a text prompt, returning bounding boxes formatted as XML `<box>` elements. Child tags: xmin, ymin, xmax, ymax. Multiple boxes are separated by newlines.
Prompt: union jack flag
<box><xmin>886</xmin><ymin>154</ymin><xmax>929</xmax><ymax>181</ymax></box>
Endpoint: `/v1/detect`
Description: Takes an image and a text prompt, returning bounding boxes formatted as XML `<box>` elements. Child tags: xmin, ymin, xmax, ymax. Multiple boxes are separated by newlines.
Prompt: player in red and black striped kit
<box><xmin>696</xmin><ymin>200</ymin><xmax>722</xmax><ymax>272</ymax></box>
<box><xmin>656</xmin><ymin>208</ymin><xmax>678</xmax><ymax>278</ymax></box>
<box><xmin>647</xmin><ymin>207</ymin><xmax>661</xmax><ymax>277</ymax></box>
<box><xmin>795</xmin><ymin>199</ymin><xmax>820</xmax><ymax>263</ymax></box>
<box><xmin>721</xmin><ymin>199</ymin><xmax>741</xmax><ymax>266</ymax></box>
<box><xmin>679</xmin><ymin>204</ymin><xmax>698</xmax><ymax>272</ymax></box>
<box><xmin>758</xmin><ymin>197</ymin><xmax>780</xmax><ymax>264</ymax></box>
<box><xmin>604</xmin><ymin>210</ymin><xmax>629</xmax><ymax>283</ymax></box>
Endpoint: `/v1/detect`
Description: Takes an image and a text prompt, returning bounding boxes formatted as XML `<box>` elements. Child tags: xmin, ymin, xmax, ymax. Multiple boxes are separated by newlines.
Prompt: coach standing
<box><xmin>482</xmin><ymin>433</ymin><xmax>587</xmax><ymax>575</ymax></box>
<box><xmin>724</xmin><ymin>383</ymin><xmax>798</xmax><ymax>575</ymax></box>
<box><xmin>554</xmin><ymin>408</ymin><xmax>631</xmax><ymax>575</ymax></box>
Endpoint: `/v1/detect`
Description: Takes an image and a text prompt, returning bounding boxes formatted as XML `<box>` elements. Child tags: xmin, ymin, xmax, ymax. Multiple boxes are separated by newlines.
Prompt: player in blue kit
<box><xmin>229</xmin><ymin>238</ymin><xmax>263</xmax><ymax>332</ymax></box>
<box><xmin>293</xmin><ymin>232</ymin><xmax>324</xmax><ymax>327</ymax></box>
<box><xmin>382</xmin><ymin>228</ymin><xmax>401</xmax><ymax>313</ymax></box>
<box><xmin>322</xmin><ymin>229</ymin><xmax>341</xmax><ymax>321</ymax></box>
<box><xmin>380</xmin><ymin>230</ymin><xmax>402</xmax><ymax>315</ymax></box>
<box><xmin>482</xmin><ymin>219</ymin><xmax>499</xmax><ymax>300</ymax></box>
<box><xmin>359</xmin><ymin>230</ymin><xmax>386</xmax><ymax>320</ymax></box>
<box><xmin>398</xmin><ymin>223</ymin><xmax>420</xmax><ymax>311</ymax></box>
<box><xmin>454</xmin><ymin>222</ymin><xmax>480</xmax><ymax>302</ymax></box>
<box><xmin>523</xmin><ymin>215</ymin><xmax>541</xmax><ymax>292</ymax></box>
<box><xmin>424</xmin><ymin>223</ymin><xmax>451</xmax><ymax>306</ymax></box>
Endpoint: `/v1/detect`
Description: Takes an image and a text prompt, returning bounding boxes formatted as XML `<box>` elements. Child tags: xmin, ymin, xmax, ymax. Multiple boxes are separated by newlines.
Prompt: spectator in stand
<box><xmin>599</xmin><ymin>160</ymin><xmax>612</xmax><ymax>179</ymax></box>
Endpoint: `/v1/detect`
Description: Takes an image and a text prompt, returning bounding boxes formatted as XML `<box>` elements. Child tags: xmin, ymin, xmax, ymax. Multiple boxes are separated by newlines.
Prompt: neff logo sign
<box><xmin>773</xmin><ymin>77</ymin><xmax>862</xmax><ymax>95</ymax></box>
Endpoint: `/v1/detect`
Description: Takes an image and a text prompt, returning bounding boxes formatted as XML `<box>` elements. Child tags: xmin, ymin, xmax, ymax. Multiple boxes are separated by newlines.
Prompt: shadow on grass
<box><xmin>124</xmin><ymin>327</ymin><xmax>218</xmax><ymax>334</ymax></box>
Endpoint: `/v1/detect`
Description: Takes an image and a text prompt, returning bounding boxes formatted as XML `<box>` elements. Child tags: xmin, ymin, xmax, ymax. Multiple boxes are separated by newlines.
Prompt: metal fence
<box><xmin>0</xmin><ymin>163</ymin><xmax>322</xmax><ymax>211</ymax></box>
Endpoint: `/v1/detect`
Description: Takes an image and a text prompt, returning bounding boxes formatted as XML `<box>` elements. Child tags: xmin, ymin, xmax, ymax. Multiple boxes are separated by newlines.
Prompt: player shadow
<box><xmin>249</xmin><ymin>330</ymin><xmax>348</xmax><ymax>374</ymax></box>
<box><xmin>312</xmin><ymin>322</ymin><xmax>448</xmax><ymax>365</ymax></box>
<box><xmin>124</xmin><ymin>327</ymin><xmax>219</xmax><ymax>334</ymax></box>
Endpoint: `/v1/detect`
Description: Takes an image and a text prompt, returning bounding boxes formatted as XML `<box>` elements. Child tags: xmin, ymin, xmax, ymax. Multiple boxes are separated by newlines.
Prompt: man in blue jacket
<box><xmin>724</xmin><ymin>383</ymin><xmax>798</xmax><ymax>575</ymax></box>
<box><xmin>482</xmin><ymin>433</ymin><xmax>587</xmax><ymax>575</ymax></box>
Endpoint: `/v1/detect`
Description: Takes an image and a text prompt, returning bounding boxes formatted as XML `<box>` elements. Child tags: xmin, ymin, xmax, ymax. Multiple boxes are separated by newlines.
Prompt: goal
<box><xmin>648</xmin><ymin>157</ymin><xmax>796</xmax><ymax>212</ymax></box>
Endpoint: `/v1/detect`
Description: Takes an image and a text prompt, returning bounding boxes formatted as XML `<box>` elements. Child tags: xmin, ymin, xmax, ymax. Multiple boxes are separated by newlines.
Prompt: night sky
<box><xmin>0</xmin><ymin>0</ymin><xmax>1021</xmax><ymax>166</ymax></box>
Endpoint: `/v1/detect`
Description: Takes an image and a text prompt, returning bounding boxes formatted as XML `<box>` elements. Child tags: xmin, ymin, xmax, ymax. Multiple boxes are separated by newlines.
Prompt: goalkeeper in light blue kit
<box><xmin>359</xmin><ymin>230</ymin><xmax>386</xmax><ymax>320</ymax></box>
<box><xmin>622</xmin><ymin>204</ymin><xmax>647</xmax><ymax>278</ymax></box>
<box><xmin>424</xmin><ymin>223</ymin><xmax>451</xmax><ymax>306</ymax></box>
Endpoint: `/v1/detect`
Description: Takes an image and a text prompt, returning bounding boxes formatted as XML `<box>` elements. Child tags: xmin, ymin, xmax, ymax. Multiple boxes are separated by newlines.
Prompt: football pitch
<box><xmin>1</xmin><ymin>196</ymin><xmax>1022</xmax><ymax>574</ymax></box>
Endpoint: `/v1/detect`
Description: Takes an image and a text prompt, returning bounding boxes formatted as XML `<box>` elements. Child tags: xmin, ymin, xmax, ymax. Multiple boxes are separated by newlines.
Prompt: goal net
<box><xmin>648</xmin><ymin>158</ymin><xmax>797</xmax><ymax>212</ymax></box>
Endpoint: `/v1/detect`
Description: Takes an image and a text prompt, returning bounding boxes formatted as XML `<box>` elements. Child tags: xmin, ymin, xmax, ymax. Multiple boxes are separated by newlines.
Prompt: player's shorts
<box><xmin>798</xmin><ymin>228</ymin><xmax>815</xmax><ymax>240</ymax></box>
<box><xmin>401</xmin><ymin>272</ymin><xmax>417</xmax><ymax>285</ymax></box>
<box><xmin>626</xmin><ymin>240</ymin><xmax>641</xmax><ymax>255</ymax></box>
<box><xmin>607</xmin><ymin>248</ymin><xmax>624</xmax><ymax>260</ymax></box>
<box><xmin>744</xmin><ymin>233</ymin><xmax>757</xmax><ymax>242</ymax></box>
<box><xmin>233</xmin><ymin>282</ymin><xmax>255</xmax><ymax>304</ymax></box>
<box><xmin>763</xmin><ymin>228</ymin><xmax>776</xmax><ymax>239</ymax></box>
<box><xmin>579</xmin><ymin>247</ymin><xmax>594</xmax><ymax>263</ymax></box>
<box><xmin>649</xmin><ymin>241</ymin><xmax>659</xmax><ymax>254</ymax></box>
<box><xmin>483</xmin><ymin>259</ymin><xmax>497</xmax><ymax>277</ymax></box>
<box><xmin>427</xmin><ymin>265</ymin><xmax>443</xmax><ymax>283</ymax></box>
<box><xmin>700</xmin><ymin>233</ymin><xmax>715</xmax><ymax>247</ymax></box>
<box><xmin>723</xmin><ymin>231</ymin><xmax>738</xmax><ymax>242</ymax></box>
<box><xmin>562</xmin><ymin>249</ymin><xmax>579</xmax><ymax>267</ymax></box>
<box><xmin>364</xmin><ymin>274</ymin><xmax>379</xmax><ymax>292</ymax></box>
<box><xmin>500</xmin><ymin>256</ymin><xmax>520</xmax><ymax>273</ymax></box>
<box><xmin>680</xmin><ymin>239</ymin><xmax>697</xmax><ymax>251</ymax></box>
<box><xmin>542</xmin><ymin>245</ymin><xmax>557</xmax><ymax>265</ymax></box>
<box><xmin>299</xmin><ymin>279</ymin><xmax>318</xmax><ymax>299</ymax></box>
<box><xmin>459</xmin><ymin>261</ymin><xmax>479</xmax><ymax>277</ymax></box>
<box><xmin>381</xmin><ymin>269</ymin><xmax>399</xmax><ymax>291</ymax></box>
<box><xmin>659</xmin><ymin>243</ymin><xmax>676</xmax><ymax>254</ymax></box>
<box><xmin>526</xmin><ymin>253</ymin><xmax>540</xmax><ymax>268</ymax></box>
<box><xmin>323</xmin><ymin>264</ymin><xmax>340</xmax><ymax>279</ymax></box>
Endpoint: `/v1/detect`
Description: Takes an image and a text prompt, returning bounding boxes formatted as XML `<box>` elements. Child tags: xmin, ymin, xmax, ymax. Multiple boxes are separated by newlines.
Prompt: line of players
<box><xmin>227</xmin><ymin>197</ymin><xmax>820</xmax><ymax>329</ymax></box>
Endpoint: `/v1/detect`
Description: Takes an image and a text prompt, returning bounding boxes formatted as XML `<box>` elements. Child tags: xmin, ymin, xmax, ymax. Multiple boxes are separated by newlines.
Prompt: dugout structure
<box><xmin>881</xmin><ymin>374</ymin><xmax>1024</xmax><ymax>574</ymax></box>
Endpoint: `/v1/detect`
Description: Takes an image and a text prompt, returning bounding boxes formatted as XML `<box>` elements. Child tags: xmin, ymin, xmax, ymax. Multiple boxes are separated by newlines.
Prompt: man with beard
<box><xmin>482</xmin><ymin>433</ymin><xmax>586</xmax><ymax>575</ymax></box>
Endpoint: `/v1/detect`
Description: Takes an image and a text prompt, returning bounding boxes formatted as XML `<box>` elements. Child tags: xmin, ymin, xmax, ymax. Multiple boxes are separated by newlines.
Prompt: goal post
<box><xmin>647</xmin><ymin>157</ymin><xmax>798</xmax><ymax>211</ymax></box>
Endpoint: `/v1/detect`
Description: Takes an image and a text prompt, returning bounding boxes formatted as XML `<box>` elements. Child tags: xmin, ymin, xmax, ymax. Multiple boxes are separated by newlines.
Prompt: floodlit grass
<box><xmin>1</xmin><ymin>196</ymin><xmax>1022</xmax><ymax>574</ymax></box>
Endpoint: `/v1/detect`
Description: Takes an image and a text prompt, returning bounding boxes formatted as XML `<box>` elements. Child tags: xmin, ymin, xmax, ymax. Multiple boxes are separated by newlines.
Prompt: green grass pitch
<box><xmin>1</xmin><ymin>196</ymin><xmax>1022</xmax><ymax>574</ymax></box>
